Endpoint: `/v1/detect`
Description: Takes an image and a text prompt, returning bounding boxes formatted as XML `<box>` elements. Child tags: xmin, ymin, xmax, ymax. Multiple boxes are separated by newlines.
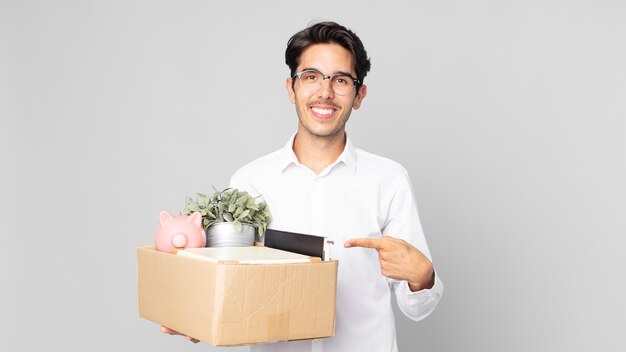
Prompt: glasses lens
<box><xmin>331</xmin><ymin>74</ymin><xmax>354</xmax><ymax>95</ymax></box>
<box><xmin>297</xmin><ymin>70</ymin><xmax>356</xmax><ymax>96</ymax></box>
<box><xmin>299</xmin><ymin>71</ymin><xmax>323</xmax><ymax>90</ymax></box>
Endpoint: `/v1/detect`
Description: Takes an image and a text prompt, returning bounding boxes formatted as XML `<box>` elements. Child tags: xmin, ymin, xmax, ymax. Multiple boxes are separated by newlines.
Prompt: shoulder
<box><xmin>231</xmin><ymin>149</ymin><xmax>282</xmax><ymax>182</ymax></box>
<box><xmin>354</xmin><ymin>148</ymin><xmax>419</xmax><ymax>210</ymax></box>
<box><xmin>355</xmin><ymin>148</ymin><xmax>411</xmax><ymax>180</ymax></box>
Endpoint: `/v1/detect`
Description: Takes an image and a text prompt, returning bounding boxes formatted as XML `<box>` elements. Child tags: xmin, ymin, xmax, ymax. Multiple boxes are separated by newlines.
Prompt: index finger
<box><xmin>344</xmin><ymin>237</ymin><xmax>385</xmax><ymax>249</ymax></box>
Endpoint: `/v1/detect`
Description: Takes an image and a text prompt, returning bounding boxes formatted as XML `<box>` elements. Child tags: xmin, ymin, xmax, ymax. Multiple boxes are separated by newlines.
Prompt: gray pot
<box><xmin>205</xmin><ymin>222</ymin><xmax>256</xmax><ymax>247</ymax></box>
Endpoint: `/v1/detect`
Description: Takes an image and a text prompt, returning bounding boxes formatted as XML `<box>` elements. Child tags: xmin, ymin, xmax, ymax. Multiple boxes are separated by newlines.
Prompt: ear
<box><xmin>286</xmin><ymin>77</ymin><xmax>296</xmax><ymax>104</ymax></box>
<box><xmin>159</xmin><ymin>211</ymin><xmax>174</xmax><ymax>226</ymax></box>
<box><xmin>352</xmin><ymin>84</ymin><xmax>367</xmax><ymax>110</ymax></box>
<box><xmin>188</xmin><ymin>211</ymin><xmax>202</xmax><ymax>227</ymax></box>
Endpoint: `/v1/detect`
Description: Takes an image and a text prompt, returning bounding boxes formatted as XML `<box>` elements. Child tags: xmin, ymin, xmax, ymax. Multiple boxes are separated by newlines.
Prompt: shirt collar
<box><xmin>278</xmin><ymin>132</ymin><xmax>357</xmax><ymax>174</ymax></box>
<box><xmin>278</xmin><ymin>133</ymin><xmax>300</xmax><ymax>171</ymax></box>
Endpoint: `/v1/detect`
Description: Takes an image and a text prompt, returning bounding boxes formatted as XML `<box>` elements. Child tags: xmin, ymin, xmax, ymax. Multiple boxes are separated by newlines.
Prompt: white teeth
<box><xmin>312</xmin><ymin>107</ymin><xmax>334</xmax><ymax>115</ymax></box>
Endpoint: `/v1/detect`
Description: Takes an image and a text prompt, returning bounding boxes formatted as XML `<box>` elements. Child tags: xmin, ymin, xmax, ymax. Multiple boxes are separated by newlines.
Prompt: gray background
<box><xmin>1</xmin><ymin>0</ymin><xmax>625</xmax><ymax>351</ymax></box>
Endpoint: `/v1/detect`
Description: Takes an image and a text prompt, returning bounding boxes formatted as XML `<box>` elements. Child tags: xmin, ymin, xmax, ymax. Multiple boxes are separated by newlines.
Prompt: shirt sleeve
<box><xmin>392</xmin><ymin>272</ymin><xmax>444</xmax><ymax>322</ymax></box>
<box><xmin>229</xmin><ymin>168</ymin><xmax>261</xmax><ymax>195</ymax></box>
<box><xmin>382</xmin><ymin>166</ymin><xmax>444</xmax><ymax>322</ymax></box>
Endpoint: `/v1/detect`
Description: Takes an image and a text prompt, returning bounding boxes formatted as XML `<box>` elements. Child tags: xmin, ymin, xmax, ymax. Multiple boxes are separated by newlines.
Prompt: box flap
<box><xmin>177</xmin><ymin>246</ymin><xmax>318</xmax><ymax>264</ymax></box>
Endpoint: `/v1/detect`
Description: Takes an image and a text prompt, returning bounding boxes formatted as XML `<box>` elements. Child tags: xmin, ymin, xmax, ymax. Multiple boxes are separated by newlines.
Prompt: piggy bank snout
<box><xmin>155</xmin><ymin>211</ymin><xmax>206</xmax><ymax>253</ymax></box>
<box><xmin>171</xmin><ymin>233</ymin><xmax>188</xmax><ymax>248</ymax></box>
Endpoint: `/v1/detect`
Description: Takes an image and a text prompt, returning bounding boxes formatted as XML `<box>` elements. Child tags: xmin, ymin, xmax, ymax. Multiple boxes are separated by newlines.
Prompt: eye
<box><xmin>333</xmin><ymin>76</ymin><xmax>350</xmax><ymax>86</ymax></box>
<box><xmin>302</xmin><ymin>72</ymin><xmax>320</xmax><ymax>81</ymax></box>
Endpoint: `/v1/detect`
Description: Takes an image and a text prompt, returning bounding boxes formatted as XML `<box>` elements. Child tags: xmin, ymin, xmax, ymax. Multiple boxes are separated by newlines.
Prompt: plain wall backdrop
<box><xmin>1</xmin><ymin>1</ymin><xmax>625</xmax><ymax>351</ymax></box>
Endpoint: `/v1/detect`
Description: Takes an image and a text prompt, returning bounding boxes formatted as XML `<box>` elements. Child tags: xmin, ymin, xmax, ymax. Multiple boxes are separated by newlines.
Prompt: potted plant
<box><xmin>182</xmin><ymin>188</ymin><xmax>271</xmax><ymax>247</ymax></box>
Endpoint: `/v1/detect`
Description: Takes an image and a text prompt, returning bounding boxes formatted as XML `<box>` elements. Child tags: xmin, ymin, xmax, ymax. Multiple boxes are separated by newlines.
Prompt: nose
<box><xmin>317</xmin><ymin>78</ymin><xmax>334</xmax><ymax>99</ymax></box>
<box><xmin>171</xmin><ymin>233</ymin><xmax>188</xmax><ymax>248</ymax></box>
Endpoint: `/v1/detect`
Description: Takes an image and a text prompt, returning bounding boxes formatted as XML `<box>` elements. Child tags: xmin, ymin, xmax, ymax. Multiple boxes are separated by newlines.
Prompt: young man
<box><xmin>163</xmin><ymin>21</ymin><xmax>442</xmax><ymax>350</ymax></box>
<box><xmin>228</xmin><ymin>22</ymin><xmax>444</xmax><ymax>352</ymax></box>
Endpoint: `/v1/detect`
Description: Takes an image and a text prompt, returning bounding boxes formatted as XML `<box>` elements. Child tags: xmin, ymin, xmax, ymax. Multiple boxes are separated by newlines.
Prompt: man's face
<box><xmin>286</xmin><ymin>43</ymin><xmax>367</xmax><ymax>140</ymax></box>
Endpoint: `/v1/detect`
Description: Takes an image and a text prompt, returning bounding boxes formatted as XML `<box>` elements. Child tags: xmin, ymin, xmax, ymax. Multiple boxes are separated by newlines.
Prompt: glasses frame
<box><xmin>292</xmin><ymin>69</ymin><xmax>360</xmax><ymax>96</ymax></box>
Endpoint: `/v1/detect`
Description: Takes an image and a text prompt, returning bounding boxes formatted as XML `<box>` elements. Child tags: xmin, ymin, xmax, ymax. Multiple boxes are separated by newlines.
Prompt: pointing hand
<box><xmin>344</xmin><ymin>236</ymin><xmax>435</xmax><ymax>291</ymax></box>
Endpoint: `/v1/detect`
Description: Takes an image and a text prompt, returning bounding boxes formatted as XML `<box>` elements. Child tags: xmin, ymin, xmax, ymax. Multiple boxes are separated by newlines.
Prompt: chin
<box><xmin>299</xmin><ymin>115</ymin><xmax>345</xmax><ymax>138</ymax></box>
<box><xmin>309</xmin><ymin>127</ymin><xmax>344</xmax><ymax>138</ymax></box>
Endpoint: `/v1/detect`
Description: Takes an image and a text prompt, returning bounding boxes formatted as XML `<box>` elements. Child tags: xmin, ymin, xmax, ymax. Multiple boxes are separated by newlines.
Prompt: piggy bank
<box><xmin>154</xmin><ymin>211</ymin><xmax>206</xmax><ymax>253</ymax></box>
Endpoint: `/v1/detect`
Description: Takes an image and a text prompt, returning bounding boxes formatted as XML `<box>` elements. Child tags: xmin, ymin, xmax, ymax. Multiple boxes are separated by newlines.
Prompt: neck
<box><xmin>293</xmin><ymin>129</ymin><xmax>346</xmax><ymax>175</ymax></box>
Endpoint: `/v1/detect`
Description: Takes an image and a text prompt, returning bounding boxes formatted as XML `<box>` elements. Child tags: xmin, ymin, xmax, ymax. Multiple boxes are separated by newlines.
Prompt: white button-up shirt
<box><xmin>230</xmin><ymin>134</ymin><xmax>443</xmax><ymax>352</ymax></box>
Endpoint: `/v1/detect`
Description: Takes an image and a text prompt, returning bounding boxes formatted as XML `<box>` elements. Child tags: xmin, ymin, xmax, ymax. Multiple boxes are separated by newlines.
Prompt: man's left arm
<box><xmin>344</xmin><ymin>168</ymin><xmax>443</xmax><ymax>321</ymax></box>
<box><xmin>344</xmin><ymin>235</ymin><xmax>443</xmax><ymax>321</ymax></box>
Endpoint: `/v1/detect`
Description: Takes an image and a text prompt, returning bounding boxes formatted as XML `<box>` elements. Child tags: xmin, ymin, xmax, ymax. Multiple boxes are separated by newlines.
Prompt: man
<box><xmin>230</xmin><ymin>22</ymin><xmax>443</xmax><ymax>352</ymax></box>
<box><xmin>164</xmin><ymin>21</ymin><xmax>443</xmax><ymax>351</ymax></box>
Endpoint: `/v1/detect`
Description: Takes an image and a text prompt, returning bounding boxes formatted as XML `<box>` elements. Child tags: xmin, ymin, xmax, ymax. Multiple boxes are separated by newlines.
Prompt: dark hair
<box><xmin>285</xmin><ymin>21</ymin><xmax>371</xmax><ymax>91</ymax></box>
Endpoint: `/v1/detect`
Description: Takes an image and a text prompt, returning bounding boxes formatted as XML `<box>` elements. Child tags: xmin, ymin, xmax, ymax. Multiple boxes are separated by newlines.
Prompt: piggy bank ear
<box><xmin>159</xmin><ymin>211</ymin><xmax>175</xmax><ymax>226</ymax></box>
<box><xmin>189</xmin><ymin>211</ymin><xmax>202</xmax><ymax>227</ymax></box>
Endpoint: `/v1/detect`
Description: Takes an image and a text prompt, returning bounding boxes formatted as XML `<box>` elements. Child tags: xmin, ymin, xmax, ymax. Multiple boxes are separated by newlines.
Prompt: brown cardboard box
<box><xmin>137</xmin><ymin>245</ymin><xmax>338</xmax><ymax>346</ymax></box>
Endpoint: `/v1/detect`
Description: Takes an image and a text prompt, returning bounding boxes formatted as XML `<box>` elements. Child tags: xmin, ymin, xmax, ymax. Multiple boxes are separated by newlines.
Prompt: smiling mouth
<box><xmin>309</xmin><ymin>106</ymin><xmax>338</xmax><ymax>119</ymax></box>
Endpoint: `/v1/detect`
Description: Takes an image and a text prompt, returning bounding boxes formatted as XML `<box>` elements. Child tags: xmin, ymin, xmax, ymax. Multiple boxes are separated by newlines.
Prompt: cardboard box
<box><xmin>137</xmin><ymin>245</ymin><xmax>338</xmax><ymax>346</ymax></box>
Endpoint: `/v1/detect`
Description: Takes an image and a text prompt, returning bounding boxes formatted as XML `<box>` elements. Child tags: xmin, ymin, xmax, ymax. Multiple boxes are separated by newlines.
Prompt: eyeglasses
<box><xmin>293</xmin><ymin>69</ymin><xmax>359</xmax><ymax>96</ymax></box>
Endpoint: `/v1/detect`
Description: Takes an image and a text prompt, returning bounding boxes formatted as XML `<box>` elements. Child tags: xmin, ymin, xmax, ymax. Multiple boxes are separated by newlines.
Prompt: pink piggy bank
<box><xmin>154</xmin><ymin>211</ymin><xmax>206</xmax><ymax>253</ymax></box>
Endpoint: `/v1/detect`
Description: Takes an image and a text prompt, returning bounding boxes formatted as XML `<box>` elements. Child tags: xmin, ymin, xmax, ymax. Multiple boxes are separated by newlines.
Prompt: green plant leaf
<box><xmin>182</xmin><ymin>187</ymin><xmax>270</xmax><ymax>234</ymax></box>
<box><xmin>237</xmin><ymin>209</ymin><xmax>250</xmax><ymax>220</ymax></box>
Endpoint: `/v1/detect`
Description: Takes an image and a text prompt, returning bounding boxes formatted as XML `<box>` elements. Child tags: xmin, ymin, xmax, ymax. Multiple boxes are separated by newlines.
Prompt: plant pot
<box><xmin>205</xmin><ymin>222</ymin><xmax>256</xmax><ymax>247</ymax></box>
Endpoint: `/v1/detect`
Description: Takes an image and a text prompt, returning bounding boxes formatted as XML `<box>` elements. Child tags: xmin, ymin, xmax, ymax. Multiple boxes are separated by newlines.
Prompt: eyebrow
<box><xmin>301</xmin><ymin>67</ymin><xmax>356</xmax><ymax>77</ymax></box>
